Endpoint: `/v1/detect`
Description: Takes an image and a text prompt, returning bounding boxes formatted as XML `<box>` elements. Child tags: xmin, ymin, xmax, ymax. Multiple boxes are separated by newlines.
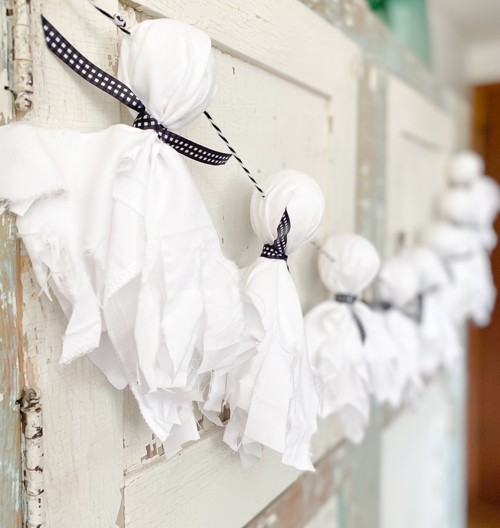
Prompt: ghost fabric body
<box><xmin>403</xmin><ymin>247</ymin><xmax>462</xmax><ymax>374</ymax></box>
<box><xmin>471</xmin><ymin>175</ymin><xmax>500</xmax><ymax>251</ymax></box>
<box><xmin>305</xmin><ymin>235</ymin><xmax>398</xmax><ymax>444</ymax></box>
<box><xmin>221</xmin><ymin>170</ymin><xmax>324</xmax><ymax>471</ymax></box>
<box><xmin>432</xmin><ymin>191</ymin><xmax>496</xmax><ymax>328</ymax></box>
<box><xmin>449</xmin><ymin>150</ymin><xmax>483</xmax><ymax>186</ymax></box>
<box><xmin>0</xmin><ymin>19</ymin><xmax>252</xmax><ymax>453</ymax></box>
<box><xmin>375</xmin><ymin>256</ymin><xmax>423</xmax><ymax>405</ymax></box>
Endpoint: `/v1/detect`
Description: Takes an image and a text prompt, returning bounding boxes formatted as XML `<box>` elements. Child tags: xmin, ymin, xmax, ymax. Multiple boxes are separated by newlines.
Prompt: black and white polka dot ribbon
<box><xmin>261</xmin><ymin>209</ymin><xmax>290</xmax><ymax>261</ymax></box>
<box><xmin>83</xmin><ymin>5</ymin><xmax>265</xmax><ymax>196</ymax></box>
<box><xmin>41</xmin><ymin>16</ymin><xmax>232</xmax><ymax>167</ymax></box>
<box><xmin>134</xmin><ymin>112</ymin><xmax>231</xmax><ymax>165</ymax></box>
<box><xmin>335</xmin><ymin>294</ymin><xmax>366</xmax><ymax>344</ymax></box>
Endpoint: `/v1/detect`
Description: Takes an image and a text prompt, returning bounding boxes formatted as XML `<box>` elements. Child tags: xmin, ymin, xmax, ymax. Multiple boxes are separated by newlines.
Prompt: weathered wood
<box><xmin>0</xmin><ymin>2</ymin><xmax>22</xmax><ymax>526</ymax></box>
<box><xmin>0</xmin><ymin>211</ymin><xmax>22</xmax><ymax>528</ymax></box>
<box><xmin>245</xmin><ymin>445</ymin><xmax>346</xmax><ymax>528</ymax></box>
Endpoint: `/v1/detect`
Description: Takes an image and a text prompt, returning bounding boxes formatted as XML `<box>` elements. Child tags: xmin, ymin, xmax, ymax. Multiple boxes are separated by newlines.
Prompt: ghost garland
<box><xmin>0</xmin><ymin>1</ymin><xmax>499</xmax><ymax>472</ymax></box>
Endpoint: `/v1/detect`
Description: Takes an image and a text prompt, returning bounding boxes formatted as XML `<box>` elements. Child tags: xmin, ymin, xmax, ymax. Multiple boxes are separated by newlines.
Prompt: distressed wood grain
<box><xmin>0</xmin><ymin>212</ymin><xmax>22</xmax><ymax>527</ymax></box>
<box><xmin>0</xmin><ymin>1</ymin><xmax>22</xmax><ymax>526</ymax></box>
<box><xmin>18</xmin><ymin>2</ymin><xmax>125</xmax><ymax>526</ymax></box>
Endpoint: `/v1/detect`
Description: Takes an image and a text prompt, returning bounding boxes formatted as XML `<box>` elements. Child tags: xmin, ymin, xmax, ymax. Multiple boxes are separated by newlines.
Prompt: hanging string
<box><xmin>87</xmin><ymin>0</ymin><xmax>130</xmax><ymax>34</ymax></box>
<box><xmin>310</xmin><ymin>239</ymin><xmax>336</xmax><ymax>263</ymax></box>
<box><xmin>204</xmin><ymin>111</ymin><xmax>265</xmax><ymax>197</ymax></box>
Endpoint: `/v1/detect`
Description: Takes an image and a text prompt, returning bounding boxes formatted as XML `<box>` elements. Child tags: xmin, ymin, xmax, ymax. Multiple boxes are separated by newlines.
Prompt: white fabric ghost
<box><xmin>0</xmin><ymin>19</ymin><xmax>253</xmax><ymax>453</ymax></box>
<box><xmin>437</xmin><ymin>187</ymin><xmax>477</xmax><ymax>228</ymax></box>
<box><xmin>221</xmin><ymin>170</ymin><xmax>324</xmax><ymax>471</ymax></box>
<box><xmin>305</xmin><ymin>234</ymin><xmax>399</xmax><ymax>445</ymax></box>
<box><xmin>422</xmin><ymin>222</ymin><xmax>488</xmax><ymax>325</ymax></box>
<box><xmin>470</xmin><ymin>175</ymin><xmax>500</xmax><ymax>251</ymax></box>
<box><xmin>375</xmin><ymin>256</ymin><xmax>423</xmax><ymax>404</ymax></box>
<box><xmin>403</xmin><ymin>247</ymin><xmax>462</xmax><ymax>375</ymax></box>
<box><xmin>434</xmin><ymin>184</ymin><xmax>497</xmax><ymax>327</ymax></box>
<box><xmin>449</xmin><ymin>150</ymin><xmax>483</xmax><ymax>185</ymax></box>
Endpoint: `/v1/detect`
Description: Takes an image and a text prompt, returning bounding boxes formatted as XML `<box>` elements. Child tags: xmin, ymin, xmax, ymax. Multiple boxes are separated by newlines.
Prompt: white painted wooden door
<box><xmin>19</xmin><ymin>1</ymin><xmax>361</xmax><ymax>526</ymax></box>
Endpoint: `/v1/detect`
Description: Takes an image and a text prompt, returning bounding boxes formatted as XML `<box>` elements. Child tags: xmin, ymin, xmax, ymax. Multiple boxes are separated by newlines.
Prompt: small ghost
<box><xmin>221</xmin><ymin>170</ymin><xmax>325</xmax><ymax>471</ymax></box>
<box><xmin>402</xmin><ymin>246</ymin><xmax>462</xmax><ymax>375</ymax></box>
<box><xmin>305</xmin><ymin>234</ymin><xmax>399</xmax><ymax>445</ymax></box>
<box><xmin>375</xmin><ymin>255</ymin><xmax>423</xmax><ymax>404</ymax></box>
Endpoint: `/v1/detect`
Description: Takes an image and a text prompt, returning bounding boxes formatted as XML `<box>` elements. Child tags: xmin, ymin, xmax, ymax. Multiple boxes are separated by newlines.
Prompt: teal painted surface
<box><xmin>0</xmin><ymin>2</ymin><xmax>22</xmax><ymax>526</ymax></box>
<box><xmin>337</xmin><ymin>406</ymin><xmax>383</xmax><ymax>528</ymax></box>
<box><xmin>369</xmin><ymin>0</ymin><xmax>431</xmax><ymax>66</ymax></box>
<box><xmin>0</xmin><ymin>213</ymin><xmax>22</xmax><ymax>528</ymax></box>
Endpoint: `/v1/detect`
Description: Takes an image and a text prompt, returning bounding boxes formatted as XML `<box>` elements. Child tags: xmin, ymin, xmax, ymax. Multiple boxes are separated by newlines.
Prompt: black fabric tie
<box><xmin>261</xmin><ymin>209</ymin><xmax>290</xmax><ymax>262</ymax></box>
<box><xmin>41</xmin><ymin>16</ymin><xmax>232</xmax><ymax>167</ymax></box>
<box><xmin>335</xmin><ymin>294</ymin><xmax>366</xmax><ymax>344</ymax></box>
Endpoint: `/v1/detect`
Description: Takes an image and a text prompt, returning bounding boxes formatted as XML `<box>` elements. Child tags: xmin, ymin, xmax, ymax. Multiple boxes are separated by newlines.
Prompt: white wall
<box><xmin>427</xmin><ymin>0</ymin><xmax>467</xmax><ymax>92</ymax></box>
<box><xmin>428</xmin><ymin>0</ymin><xmax>500</xmax><ymax>89</ymax></box>
<box><xmin>465</xmin><ymin>38</ymin><xmax>500</xmax><ymax>85</ymax></box>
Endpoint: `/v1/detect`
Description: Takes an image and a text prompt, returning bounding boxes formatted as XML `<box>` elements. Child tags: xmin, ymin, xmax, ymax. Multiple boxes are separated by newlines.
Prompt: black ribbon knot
<box><xmin>335</xmin><ymin>293</ymin><xmax>367</xmax><ymax>344</ymax></box>
<box><xmin>261</xmin><ymin>209</ymin><xmax>291</xmax><ymax>261</ymax></box>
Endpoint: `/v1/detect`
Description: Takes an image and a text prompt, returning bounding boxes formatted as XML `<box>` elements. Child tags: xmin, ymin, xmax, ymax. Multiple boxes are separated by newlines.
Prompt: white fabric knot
<box><xmin>403</xmin><ymin>246</ymin><xmax>449</xmax><ymax>292</ymax></box>
<box><xmin>250</xmin><ymin>170</ymin><xmax>325</xmax><ymax>253</ymax></box>
<box><xmin>423</xmin><ymin>221</ymin><xmax>479</xmax><ymax>258</ymax></box>
<box><xmin>119</xmin><ymin>19</ymin><xmax>216</xmax><ymax>130</ymax></box>
<box><xmin>318</xmin><ymin>234</ymin><xmax>380</xmax><ymax>295</ymax></box>
<box><xmin>378</xmin><ymin>255</ymin><xmax>420</xmax><ymax>308</ymax></box>
<box><xmin>449</xmin><ymin>150</ymin><xmax>483</xmax><ymax>185</ymax></box>
<box><xmin>437</xmin><ymin>188</ymin><xmax>477</xmax><ymax>225</ymax></box>
<box><xmin>471</xmin><ymin>176</ymin><xmax>500</xmax><ymax>251</ymax></box>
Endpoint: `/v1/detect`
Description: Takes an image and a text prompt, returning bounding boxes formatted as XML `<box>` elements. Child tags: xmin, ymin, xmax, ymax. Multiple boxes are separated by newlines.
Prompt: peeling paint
<box><xmin>21</xmin><ymin>388</ymin><xmax>45</xmax><ymax>528</ymax></box>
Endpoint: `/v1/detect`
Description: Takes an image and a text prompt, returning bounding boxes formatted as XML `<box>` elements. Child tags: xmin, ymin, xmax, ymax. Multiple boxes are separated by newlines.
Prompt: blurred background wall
<box><xmin>369</xmin><ymin>1</ymin><xmax>500</xmax><ymax>526</ymax></box>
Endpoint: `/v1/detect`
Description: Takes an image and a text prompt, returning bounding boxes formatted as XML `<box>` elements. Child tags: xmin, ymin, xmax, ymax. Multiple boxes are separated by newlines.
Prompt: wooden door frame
<box><xmin>469</xmin><ymin>82</ymin><xmax>500</xmax><ymax>506</ymax></box>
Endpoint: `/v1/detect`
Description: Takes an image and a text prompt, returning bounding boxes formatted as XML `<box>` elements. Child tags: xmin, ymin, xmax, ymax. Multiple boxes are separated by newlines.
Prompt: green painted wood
<box><xmin>0</xmin><ymin>214</ymin><xmax>22</xmax><ymax>527</ymax></box>
<box><xmin>0</xmin><ymin>2</ymin><xmax>22</xmax><ymax>527</ymax></box>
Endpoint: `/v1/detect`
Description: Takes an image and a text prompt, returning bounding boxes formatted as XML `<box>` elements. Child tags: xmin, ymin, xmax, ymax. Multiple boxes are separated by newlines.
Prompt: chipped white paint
<box><xmin>21</xmin><ymin>388</ymin><xmax>45</xmax><ymax>528</ymax></box>
<box><xmin>12</xmin><ymin>0</ymin><xmax>33</xmax><ymax>113</ymax></box>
